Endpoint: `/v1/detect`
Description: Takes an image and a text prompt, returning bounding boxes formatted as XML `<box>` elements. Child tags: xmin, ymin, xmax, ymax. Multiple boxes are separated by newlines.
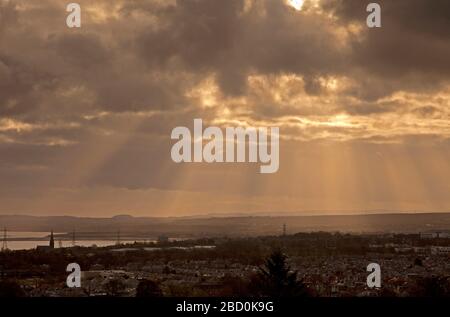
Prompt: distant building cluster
<box><xmin>36</xmin><ymin>231</ymin><xmax>55</xmax><ymax>252</ymax></box>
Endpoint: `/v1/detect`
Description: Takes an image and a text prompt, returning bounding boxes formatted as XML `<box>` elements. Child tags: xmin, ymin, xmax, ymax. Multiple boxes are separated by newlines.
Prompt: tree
<box><xmin>0</xmin><ymin>280</ymin><xmax>26</xmax><ymax>297</ymax></box>
<box><xmin>104</xmin><ymin>278</ymin><xmax>126</xmax><ymax>297</ymax></box>
<box><xmin>414</xmin><ymin>258</ymin><xmax>423</xmax><ymax>267</ymax></box>
<box><xmin>249</xmin><ymin>249</ymin><xmax>312</xmax><ymax>297</ymax></box>
<box><xmin>136</xmin><ymin>279</ymin><xmax>163</xmax><ymax>297</ymax></box>
<box><xmin>219</xmin><ymin>274</ymin><xmax>249</xmax><ymax>297</ymax></box>
<box><xmin>411</xmin><ymin>276</ymin><xmax>450</xmax><ymax>297</ymax></box>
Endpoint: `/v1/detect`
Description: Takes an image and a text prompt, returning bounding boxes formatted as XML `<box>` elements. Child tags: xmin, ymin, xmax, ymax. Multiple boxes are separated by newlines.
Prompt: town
<box><xmin>1</xmin><ymin>231</ymin><xmax>449</xmax><ymax>297</ymax></box>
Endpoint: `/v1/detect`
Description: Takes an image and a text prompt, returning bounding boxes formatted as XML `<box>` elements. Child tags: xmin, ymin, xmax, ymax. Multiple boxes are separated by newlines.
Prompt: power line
<box><xmin>116</xmin><ymin>229</ymin><xmax>121</xmax><ymax>245</ymax></box>
<box><xmin>1</xmin><ymin>228</ymin><xmax>8</xmax><ymax>251</ymax></box>
<box><xmin>72</xmin><ymin>229</ymin><xmax>76</xmax><ymax>247</ymax></box>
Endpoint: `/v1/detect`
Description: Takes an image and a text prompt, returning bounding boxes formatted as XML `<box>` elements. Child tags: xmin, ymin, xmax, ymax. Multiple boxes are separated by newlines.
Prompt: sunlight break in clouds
<box><xmin>0</xmin><ymin>0</ymin><xmax>449</xmax><ymax>216</ymax></box>
<box><xmin>287</xmin><ymin>0</ymin><xmax>305</xmax><ymax>11</ymax></box>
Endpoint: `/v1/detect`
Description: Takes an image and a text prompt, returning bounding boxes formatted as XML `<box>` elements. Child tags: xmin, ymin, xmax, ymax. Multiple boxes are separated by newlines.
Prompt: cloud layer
<box><xmin>0</xmin><ymin>0</ymin><xmax>449</xmax><ymax>216</ymax></box>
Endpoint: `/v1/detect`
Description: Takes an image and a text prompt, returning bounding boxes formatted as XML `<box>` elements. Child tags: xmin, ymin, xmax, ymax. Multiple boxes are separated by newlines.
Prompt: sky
<box><xmin>0</xmin><ymin>0</ymin><xmax>449</xmax><ymax>217</ymax></box>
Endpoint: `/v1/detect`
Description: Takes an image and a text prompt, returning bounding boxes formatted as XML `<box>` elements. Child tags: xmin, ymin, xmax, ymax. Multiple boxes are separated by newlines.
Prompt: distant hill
<box><xmin>1</xmin><ymin>213</ymin><xmax>450</xmax><ymax>238</ymax></box>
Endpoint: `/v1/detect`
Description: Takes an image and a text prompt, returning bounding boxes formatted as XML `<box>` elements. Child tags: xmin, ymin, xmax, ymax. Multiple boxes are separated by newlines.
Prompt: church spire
<box><xmin>50</xmin><ymin>230</ymin><xmax>55</xmax><ymax>249</ymax></box>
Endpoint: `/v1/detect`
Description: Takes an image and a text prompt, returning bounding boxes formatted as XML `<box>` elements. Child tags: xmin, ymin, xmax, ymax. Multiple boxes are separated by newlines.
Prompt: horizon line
<box><xmin>1</xmin><ymin>210</ymin><xmax>450</xmax><ymax>219</ymax></box>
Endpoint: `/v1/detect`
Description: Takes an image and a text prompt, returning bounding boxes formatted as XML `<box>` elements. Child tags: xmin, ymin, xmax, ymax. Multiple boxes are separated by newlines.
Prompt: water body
<box><xmin>5</xmin><ymin>240</ymin><xmax>119</xmax><ymax>250</ymax></box>
<box><xmin>1</xmin><ymin>232</ymin><xmax>154</xmax><ymax>251</ymax></box>
<box><xmin>111</xmin><ymin>246</ymin><xmax>216</xmax><ymax>252</ymax></box>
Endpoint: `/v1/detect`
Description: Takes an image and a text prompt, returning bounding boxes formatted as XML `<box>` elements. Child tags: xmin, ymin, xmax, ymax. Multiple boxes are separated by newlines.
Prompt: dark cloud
<box><xmin>0</xmin><ymin>0</ymin><xmax>18</xmax><ymax>33</ymax></box>
<box><xmin>133</xmin><ymin>0</ymin><xmax>348</xmax><ymax>95</ymax></box>
<box><xmin>0</xmin><ymin>0</ymin><xmax>449</xmax><ymax>215</ymax></box>
<box><xmin>49</xmin><ymin>33</ymin><xmax>112</xmax><ymax>68</ymax></box>
<box><xmin>2</xmin><ymin>0</ymin><xmax>449</xmax><ymax>119</ymax></box>
<box><xmin>326</xmin><ymin>0</ymin><xmax>450</xmax><ymax>81</ymax></box>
